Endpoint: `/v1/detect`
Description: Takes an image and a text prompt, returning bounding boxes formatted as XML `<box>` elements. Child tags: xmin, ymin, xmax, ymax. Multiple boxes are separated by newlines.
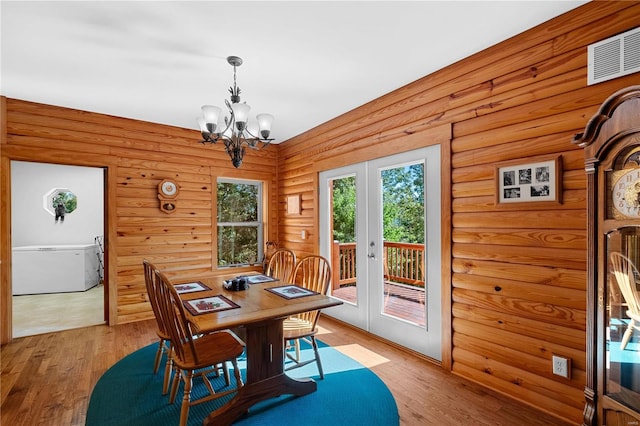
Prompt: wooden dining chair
<box><xmin>283</xmin><ymin>254</ymin><xmax>332</xmax><ymax>379</ymax></box>
<box><xmin>610</xmin><ymin>252</ymin><xmax>640</xmax><ymax>350</ymax></box>
<box><xmin>266</xmin><ymin>248</ymin><xmax>296</xmax><ymax>283</ymax></box>
<box><xmin>143</xmin><ymin>259</ymin><xmax>173</xmax><ymax>395</ymax></box>
<box><xmin>154</xmin><ymin>270</ymin><xmax>246</xmax><ymax>426</ymax></box>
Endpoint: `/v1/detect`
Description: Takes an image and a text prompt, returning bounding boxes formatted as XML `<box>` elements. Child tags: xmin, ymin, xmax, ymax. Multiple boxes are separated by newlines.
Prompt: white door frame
<box><xmin>320</xmin><ymin>145</ymin><xmax>441</xmax><ymax>359</ymax></box>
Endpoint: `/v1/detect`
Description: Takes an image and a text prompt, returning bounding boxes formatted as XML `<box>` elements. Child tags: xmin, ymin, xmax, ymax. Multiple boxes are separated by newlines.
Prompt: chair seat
<box><xmin>283</xmin><ymin>317</ymin><xmax>316</xmax><ymax>340</ymax></box>
<box><xmin>174</xmin><ymin>331</ymin><xmax>245</xmax><ymax>371</ymax></box>
<box><xmin>156</xmin><ymin>329</ymin><xmax>170</xmax><ymax>341</ymax></box>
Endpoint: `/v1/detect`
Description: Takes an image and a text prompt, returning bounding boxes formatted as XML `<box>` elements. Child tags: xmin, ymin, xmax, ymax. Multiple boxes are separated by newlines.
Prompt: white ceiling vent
<box><xmin>588</xmin><ymin>26</ymin><xmax>640</xmax><ymax>85</ymax></box>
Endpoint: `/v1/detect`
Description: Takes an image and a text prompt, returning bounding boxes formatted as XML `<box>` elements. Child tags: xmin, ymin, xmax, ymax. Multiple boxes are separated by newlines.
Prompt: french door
<box><xmin>319</xmin><ymin>146</ymin><xmax>441</xmax><ymax>359</ymax></box>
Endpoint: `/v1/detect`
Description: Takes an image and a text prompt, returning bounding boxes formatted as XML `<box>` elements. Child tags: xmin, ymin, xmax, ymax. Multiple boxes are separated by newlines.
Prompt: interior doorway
<box><xmin>319</xmin><ymin>146</ymin><xmax>442</xmax><ymax>360</ymax></box>
<box><xmin>10</xmin><ymin>161</ymin><xmax>107</xmax><ymax>337</ymax></box>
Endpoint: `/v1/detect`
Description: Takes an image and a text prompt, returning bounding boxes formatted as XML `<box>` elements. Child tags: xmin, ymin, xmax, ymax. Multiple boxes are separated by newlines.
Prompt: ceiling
<box><xmin>1</xmin><ymin>1</ymin><xmax>588</xmax><ymax>144</ymax></box>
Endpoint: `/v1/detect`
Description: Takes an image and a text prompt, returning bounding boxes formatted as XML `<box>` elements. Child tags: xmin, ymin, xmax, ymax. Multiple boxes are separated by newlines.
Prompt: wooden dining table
<box><xmin>176</xmin><ymin>274</ymin><xmax>342</xmax><ymax>426</ymax></box>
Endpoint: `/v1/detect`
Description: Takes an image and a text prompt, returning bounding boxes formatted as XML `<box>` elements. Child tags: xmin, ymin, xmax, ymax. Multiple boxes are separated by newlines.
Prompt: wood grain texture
<box><xmin>273</xmin><ymin>4</ymin><xmax>639</xmax><ymax>422</ymax></box>
<box><xmin>1</xmin><ymin>98</ymin><xmax>278</xmax><ymax>329</ymax></box>
<box><xmin>0</xmin><ymin>318</ymin><xmax>573</xmax><ymax>426</ymax></box>
<box><xmin>1</xmin><ymin>1</ymin><xmax>639</xmax><ymax>422</ymax></box>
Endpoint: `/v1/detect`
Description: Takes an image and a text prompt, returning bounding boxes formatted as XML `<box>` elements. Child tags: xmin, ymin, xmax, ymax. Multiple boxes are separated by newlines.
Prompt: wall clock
<box><xmin>611</xmin><ymin>167</ymin><xmax>640</xmax><ymax>219</ymax></box>
<box><xmin>158</xmin><ymin>179</ymin><xmax>179</xmax><ymax>214</ymax></box>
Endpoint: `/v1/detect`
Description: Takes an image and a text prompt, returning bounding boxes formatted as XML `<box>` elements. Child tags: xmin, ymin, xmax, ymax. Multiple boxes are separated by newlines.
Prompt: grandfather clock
<box><xmin>574</xmin><ymin>85</ymin><xmax>640</xmax><ymax>426</ymax></box>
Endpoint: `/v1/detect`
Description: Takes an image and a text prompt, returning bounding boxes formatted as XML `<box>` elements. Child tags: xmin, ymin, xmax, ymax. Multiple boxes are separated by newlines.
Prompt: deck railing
<box><xmin>331</xmin><ymin>240</ymin><xmax>425</xmax><ymax>290</ymax></box>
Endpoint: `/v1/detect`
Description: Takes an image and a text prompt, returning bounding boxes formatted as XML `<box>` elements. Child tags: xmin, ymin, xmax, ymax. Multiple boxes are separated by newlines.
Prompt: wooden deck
<box><xmin>332</xmin><ymin>282</ymin><xmax>426</xmax><ymax>327</ymax></box>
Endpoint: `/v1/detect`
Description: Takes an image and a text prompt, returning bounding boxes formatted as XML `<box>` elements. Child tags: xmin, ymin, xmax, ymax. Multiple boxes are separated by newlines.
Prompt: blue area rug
<box><xmin>86</xmin><ymin>339</ymin><xmax>399</xmax><ymax>425</ymax></box>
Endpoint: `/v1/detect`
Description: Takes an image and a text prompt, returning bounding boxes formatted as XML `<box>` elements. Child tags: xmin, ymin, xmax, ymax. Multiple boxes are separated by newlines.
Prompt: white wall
<box><xmin>11</xmin><ymin>161</ymin><xmax>104</xmax><ymax>247</ymax></box>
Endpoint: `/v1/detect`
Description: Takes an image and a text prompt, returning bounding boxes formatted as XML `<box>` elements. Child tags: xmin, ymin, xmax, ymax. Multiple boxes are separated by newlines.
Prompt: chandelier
<box><xmin>197</xmin><ymin>56</ymin><xmax>274</xmax><ymax>168</ymax></box>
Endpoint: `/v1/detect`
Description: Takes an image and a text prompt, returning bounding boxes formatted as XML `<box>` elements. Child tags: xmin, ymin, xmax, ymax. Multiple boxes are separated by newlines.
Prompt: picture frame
<box><xmin>287</xmin><ymin>194</ymin><xmax>301</xmax><ymax>215</ymax></box>
<box><xmin>495</xmin><ymin>154</ymin><xmax>562</xmax><ymax>205</ymax></box>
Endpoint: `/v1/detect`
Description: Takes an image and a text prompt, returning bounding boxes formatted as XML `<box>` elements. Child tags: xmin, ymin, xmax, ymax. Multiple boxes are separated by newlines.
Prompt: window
<box><xmin>216</xmin><ymin>179</ymin><xmax>263</xmax><ymax>267</ymax></box>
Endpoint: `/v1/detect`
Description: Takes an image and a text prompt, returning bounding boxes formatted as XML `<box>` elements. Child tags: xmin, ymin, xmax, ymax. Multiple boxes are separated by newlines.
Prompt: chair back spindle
<box><xmin>293</xmin><ymin>255</ymin><xmax>331</xmax><ymax>327</ymax></box>
<box><xmin>267</xmin><ymin>249</ymin><xmax>297</xmax><ymax>283</ymax></box>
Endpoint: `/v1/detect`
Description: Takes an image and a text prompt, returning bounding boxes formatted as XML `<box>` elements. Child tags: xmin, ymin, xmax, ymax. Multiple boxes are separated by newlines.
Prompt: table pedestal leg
<box><xmin>203</xmin><ymin>318</ymin><xmax>317</xmax><ymax>426</ymax></box>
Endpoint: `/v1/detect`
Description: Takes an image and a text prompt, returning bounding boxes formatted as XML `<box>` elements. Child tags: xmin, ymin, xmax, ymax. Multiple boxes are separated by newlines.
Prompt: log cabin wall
<box><xmin>0</xmin><ymin>1</ymin><xmax>639</xmax><ymax>423</ymax></box>
<box><xmin>0</xmin><ymin>99</ymin><xmax>278</xmax><ymax>337</ymax></box>
<box><xmin>276</xmin><ymin>2</ymin><xmax>640</xmax><ymax>424</ymax></box>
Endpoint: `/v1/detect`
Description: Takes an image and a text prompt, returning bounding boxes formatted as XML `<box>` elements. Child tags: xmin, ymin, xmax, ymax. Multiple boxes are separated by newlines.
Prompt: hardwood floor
<box><xmin>1</xmin><ymin>316</ymin><xmax>573</xmax><ymax>426</ymax></box>
<box><xmin>12</xmin><ymin>285</ymin><xmax>105</xmax><ymax>337</ymax></box>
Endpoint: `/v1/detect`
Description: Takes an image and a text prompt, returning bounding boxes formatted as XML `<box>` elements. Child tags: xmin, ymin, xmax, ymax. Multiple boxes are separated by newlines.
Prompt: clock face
<box><xmin>612</xmin><ymin>167</ymin><xmax>640</xmax><ymax>218</ymax></box>
<box><xmin>161</xmin><ymin>180</ymin><xmax>177</xmax><ymax>197</ymax></box>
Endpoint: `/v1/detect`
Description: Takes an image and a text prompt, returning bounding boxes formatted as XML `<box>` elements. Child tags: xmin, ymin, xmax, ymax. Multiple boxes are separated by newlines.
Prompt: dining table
<box><xmin>175</xmin><ymin>273</ymin><xmax>342</xmax><ymax>426</ymax></box>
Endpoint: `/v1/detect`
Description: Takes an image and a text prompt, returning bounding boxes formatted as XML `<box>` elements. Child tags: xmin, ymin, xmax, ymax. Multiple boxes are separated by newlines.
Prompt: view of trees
<box><xmin>331</xmin><ymin>176</ymin><xmax>356</xmax><ymax>242</ymax></box>
<box><xmin>331</xmin><ymin>164</ymin><xmax>425</xmax><ymax>243</ymax></box>
<box><xmin>52</xmin><ymin>190</ymin><xmax>77</xmax><ymax>214</ymax></box>
<box><xmin>217</xmin><ymin>181</ymin><xmax>261</xmax><ymax>266</ymax></box>
<box><xmin>381</xmin><ymin>164</ymin><xmax>425</xmax><ymax>244</ymax></box>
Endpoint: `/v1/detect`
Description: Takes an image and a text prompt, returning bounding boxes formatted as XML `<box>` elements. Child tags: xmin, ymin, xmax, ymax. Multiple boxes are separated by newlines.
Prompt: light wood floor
<box><xmin>0</xmin><ymin>316</ymin><xmax>573</xmax><ymax>426</ymax></box>
<box><xmin>12</xmin><ymin>285</ymin><xmax>105</xmax><ymax>337</ymax></box>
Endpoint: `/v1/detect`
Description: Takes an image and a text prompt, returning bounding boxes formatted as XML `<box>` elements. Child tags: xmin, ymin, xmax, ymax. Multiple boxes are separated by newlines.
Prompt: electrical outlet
<box><xmin>552</xmin><ymin>355</ymin><xmax>570</xmax><ymax>379</ymax></box>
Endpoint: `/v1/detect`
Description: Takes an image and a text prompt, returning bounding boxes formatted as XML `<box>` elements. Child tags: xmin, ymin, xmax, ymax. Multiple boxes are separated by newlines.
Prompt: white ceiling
<box><xmin>1</xmin><ymin>1</ymin><xmax>588</xmax><ymax>144</ymax></box>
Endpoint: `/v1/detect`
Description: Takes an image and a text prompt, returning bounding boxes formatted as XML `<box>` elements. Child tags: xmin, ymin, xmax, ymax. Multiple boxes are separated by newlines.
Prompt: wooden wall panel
<box><xmin>0</xmin><ymin>98</ymin><xmax>278</xmax><ymax>330</ymax></box>
<box><xmin>274</xmin><ymin>2</ymin><xmax>640</xmax><ymax>423</ymax></box>
<box><xmin>0</xmin><ymin>1</ymin><xmax>639</xmax><ymax>422</ymax></box>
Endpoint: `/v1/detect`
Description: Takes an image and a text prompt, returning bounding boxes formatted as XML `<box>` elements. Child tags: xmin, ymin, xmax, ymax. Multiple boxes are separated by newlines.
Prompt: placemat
<box><xmin>182</xmin><ymin>295</ymin><xmax>239</xmax><ymax>315</ymax></box>
<box><xmin>265</xmin><ymin>285</ymin><xmax>318</xmax><ymax>299</ymax></box>
<box><xmin>174</xmin><ymin>281</ymin><xmax>211</xmax><ymax>294</ymax></box>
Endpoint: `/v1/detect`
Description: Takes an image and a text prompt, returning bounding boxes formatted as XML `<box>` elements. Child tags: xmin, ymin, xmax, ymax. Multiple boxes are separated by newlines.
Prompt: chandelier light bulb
<box><xmin>257</xmin><ymin>113</ymin><xmax>274</xmax><ymax>139</ymax></box>
<box><xmin>231</xmin><ymin>102</ymin><xmax>251</xmax><ymax>126</ymax></box>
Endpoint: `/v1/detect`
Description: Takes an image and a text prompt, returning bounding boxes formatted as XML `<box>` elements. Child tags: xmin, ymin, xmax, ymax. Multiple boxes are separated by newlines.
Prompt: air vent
<box><xmin>588</xmin><ymin>26</ymin><xmax>640</xmax><ymax>85</ymax></box>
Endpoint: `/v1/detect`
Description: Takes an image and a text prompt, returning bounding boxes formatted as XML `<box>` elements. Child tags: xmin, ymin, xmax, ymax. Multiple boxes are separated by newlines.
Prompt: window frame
<box><xmin>215</xmin><ymin>177</ymin><xmax>264</xmax><ymax>268</ymax></box>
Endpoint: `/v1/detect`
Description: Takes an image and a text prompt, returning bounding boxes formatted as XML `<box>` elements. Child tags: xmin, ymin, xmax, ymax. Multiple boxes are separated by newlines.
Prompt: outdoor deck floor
<box><xmin>331</xmin><ymin>282</ymin><xmax>426</xmax><ymax>327</ymax></box>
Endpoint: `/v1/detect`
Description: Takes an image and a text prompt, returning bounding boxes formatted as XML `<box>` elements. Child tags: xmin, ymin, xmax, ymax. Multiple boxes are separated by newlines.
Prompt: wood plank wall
<box><xmin>0</xmin><ymin>100</ymin><xmax>278</xmax><ymax>335</ymax></box>
<box><xmin>276</xmin><ymin>2</ymin><xmax>640</xmax><ymax>423</ymax></box>
<box><xmin>1</xmin><ymin>1</ymin><xmax>640</xmax><ymax>423</ymax></box>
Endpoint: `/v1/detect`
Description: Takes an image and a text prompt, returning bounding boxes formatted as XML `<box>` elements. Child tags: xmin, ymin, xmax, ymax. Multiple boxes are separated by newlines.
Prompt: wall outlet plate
<box><xmin>552</xmin><ymin>354</ymin><xmax>571</xmax><ymax>379</ymax></box>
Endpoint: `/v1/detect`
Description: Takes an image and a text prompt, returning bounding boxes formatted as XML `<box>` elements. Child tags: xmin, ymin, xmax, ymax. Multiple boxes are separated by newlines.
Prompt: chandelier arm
<box><xmin>242</xmin><ymin>127</ymin><xmax>274</xmax><ymax>144</ymax></box>
<box><xmin>244</xmin><ymin>141</ymin><xmax>269</xmax><ymax>150</ymax></box>
<box><xmin>214</xmin><ymin>99</ymin><xmax>235</xmax><ymax>138</ymax></box>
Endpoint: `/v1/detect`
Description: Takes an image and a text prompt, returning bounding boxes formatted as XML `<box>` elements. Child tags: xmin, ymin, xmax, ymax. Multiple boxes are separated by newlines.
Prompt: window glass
<box><xmin>217</xmin><ymin>180</ymin><xmax>262</xmax><ymax>266</ymax></box>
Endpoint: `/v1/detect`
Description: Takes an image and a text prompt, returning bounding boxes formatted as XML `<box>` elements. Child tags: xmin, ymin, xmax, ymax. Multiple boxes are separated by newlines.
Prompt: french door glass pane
<box><xmin>330</xmin><ymin>175</ymin><xmax>358</xmax><ymax>304</ymax></box>
<box><xmin>380</xmin><ymin>164</ymin><xmax>426</xmax><ymax>327</ymax></box>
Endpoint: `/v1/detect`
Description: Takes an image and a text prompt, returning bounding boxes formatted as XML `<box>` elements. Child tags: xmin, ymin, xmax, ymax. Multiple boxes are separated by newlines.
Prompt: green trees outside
<box><xmin>381</xmin><ymin>164</ymin><xmax>425</xmax><ymax>244</ymax></box>
<box><xmin>331</xmin><ymin>164</ymin><xmax>425</xmax><ymax>244</ymax></box>
<box><xmin>217</xmin><ymin>181</ymin><xmax>260</xmax><ymax>266</ymax></box>
<box><xmin>331</xmin><ymin>176</ymin><xmax>357</xmax><ymax>242</ymax></box>
<box><xmin>52</xmin><ymin>190</ymin><xmax>77</xmax><ymax>214</ymax></box>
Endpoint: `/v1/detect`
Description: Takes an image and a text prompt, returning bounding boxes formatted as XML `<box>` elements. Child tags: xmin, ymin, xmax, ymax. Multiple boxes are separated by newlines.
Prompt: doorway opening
<box><xmin>319</xmin><ymin>146</ymin><xmax>442</xmax><ymax>359</ymax></box>
<box><xmin>10</xmin><ymin>161</ymin><xmax>107</xmax><ymax>337</ymax></box>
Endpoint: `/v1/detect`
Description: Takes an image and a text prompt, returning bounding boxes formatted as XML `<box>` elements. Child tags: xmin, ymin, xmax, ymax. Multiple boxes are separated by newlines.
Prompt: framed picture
<box><xmin>495</xmin><ymin>154</ymin><xmax>562</xmax><ymax>205</ymax></box>
<box><xmin>287</xmin><ymin>194</ymin><xmax>301</xmax><ymax>215</ymax></box>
